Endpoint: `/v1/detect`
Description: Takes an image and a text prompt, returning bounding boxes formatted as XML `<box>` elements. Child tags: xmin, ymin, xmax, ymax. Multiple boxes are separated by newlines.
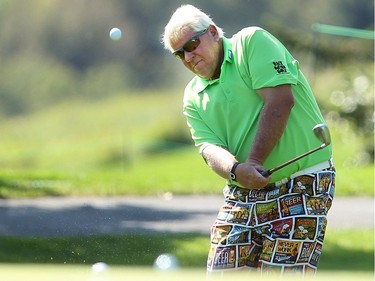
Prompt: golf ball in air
<box><xmin>153</xmin><ymin>253</ymin><xmax>179</xmax><ymax>271</ymax></box>
<box><xmin>109</xmin><ymin>27</ymin><xmax>122</xmax><ymax>41</ymax></box>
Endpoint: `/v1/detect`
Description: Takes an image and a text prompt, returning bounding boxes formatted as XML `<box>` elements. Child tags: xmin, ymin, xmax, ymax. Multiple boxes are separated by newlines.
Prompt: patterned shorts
<box><xmin>207</xmin><ymin>166</ymin><xmax>336</xmax><ymax>276</ymax></box>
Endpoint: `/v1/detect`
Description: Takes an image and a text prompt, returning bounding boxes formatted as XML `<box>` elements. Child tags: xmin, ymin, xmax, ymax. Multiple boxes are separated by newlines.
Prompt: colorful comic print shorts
<box><xmin>207</xmin><ymin>166</ymin><xmax>335</xmax><ymax>276</ymax></box>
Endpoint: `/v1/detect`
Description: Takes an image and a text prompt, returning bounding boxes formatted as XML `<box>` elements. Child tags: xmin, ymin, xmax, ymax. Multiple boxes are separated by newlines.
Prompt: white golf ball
<box><xmin>109</xmin><ymin>27</ymin><xmax>122</xmax><ymax>41</ymax></box>
<box><xmin>153</xmin><ymin>253</ymin><xmax>179</xmax><ymax>271</ymax></box>
<box><xmin>92</xmin><ymin>262</ymin><xmax>108</xmax><ymax>273</ymax></box>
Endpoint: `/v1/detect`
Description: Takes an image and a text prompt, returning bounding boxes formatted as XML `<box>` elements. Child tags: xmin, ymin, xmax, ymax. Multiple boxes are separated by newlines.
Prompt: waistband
<box><xmin>273</xmin><ymin>158</ymin><xmax>334</xmax><ymax>187</ymax></box>
<box><xmin>291</xmin><ymin>158</ymin><xmax>334</xmax><ymax>178</ymax></box>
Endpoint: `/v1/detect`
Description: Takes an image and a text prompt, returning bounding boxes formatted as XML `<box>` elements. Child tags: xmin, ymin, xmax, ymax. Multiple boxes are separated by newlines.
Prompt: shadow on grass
<box><xmin>0</xmin><ymin>233</ymin><xmax>373</xmax><ymax>272</ymax></box>
<box><xmin>0</xmin><ymin>178</ymin><xmax>62</xmax><ymax>198</ymax></box>
<box><xmin>0</xmin><ymin>234</ymin><xmax>208</xmax><ymax>267</ymax></box>
<box><xmin>0</xmin><ymin>199</ymin><xmax>216</xmax><ymax>235</ymax></box>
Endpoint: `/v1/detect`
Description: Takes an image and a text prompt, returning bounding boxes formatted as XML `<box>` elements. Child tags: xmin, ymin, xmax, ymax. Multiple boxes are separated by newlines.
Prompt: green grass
<box><xmin>1</xmin><ymin>265</ymin><xmax>373</xmax><ymax>281</ymax></box>
<box><xmin>0</xmin><ymin>91</ymin><xmax>372</xmax><ymax>198</ymax></box>
<box><xmin>0</xmin><ymin>229</ymin><xmax>373</xmax><ymax>272</ymax></box>
<box><xmin>0</xmin><ymin>148</ymin><xmax>224</xmax><ymax>198</ymax></box>
<box><xmin>0</xmin><ymin>146</ymin><xmax>372</xmax><ymax>198</ymax></box>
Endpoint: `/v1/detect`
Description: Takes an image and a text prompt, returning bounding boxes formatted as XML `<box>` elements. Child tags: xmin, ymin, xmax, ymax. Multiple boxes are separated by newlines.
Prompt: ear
<box><xmin>208</xmin><ymin>25</ymin><xmax>219</xmax><ymax>40</ymax></box>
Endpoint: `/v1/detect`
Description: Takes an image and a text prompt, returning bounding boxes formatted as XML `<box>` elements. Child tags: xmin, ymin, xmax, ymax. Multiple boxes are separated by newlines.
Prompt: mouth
<box><xmin>192</xmin><ymin>60</ymin><xmax>203</xmax><ymax>71</ymax></box>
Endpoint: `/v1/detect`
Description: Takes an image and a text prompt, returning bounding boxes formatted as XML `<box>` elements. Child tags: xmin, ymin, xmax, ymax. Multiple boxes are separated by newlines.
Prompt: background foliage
<box><xmin>0</xmin><ymin>0</ymin><xmax>372</xmax><ymax>111</ymax></box>
<box><xmin>0</xmin><ymin>0</ymin><xmax>373</xmax><ymax>197</ymax></box>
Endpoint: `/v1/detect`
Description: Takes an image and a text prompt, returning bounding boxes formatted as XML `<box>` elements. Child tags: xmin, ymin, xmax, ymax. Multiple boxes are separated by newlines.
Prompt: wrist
<box><xmin>246</xmin><ymin>156</ymin><xmax>264</xmax><ymax>166</ymax></box>
<box><xmin>229</xmin><ymin>162</ymin><xmax>240</xmax><ymax>182</ymax></box>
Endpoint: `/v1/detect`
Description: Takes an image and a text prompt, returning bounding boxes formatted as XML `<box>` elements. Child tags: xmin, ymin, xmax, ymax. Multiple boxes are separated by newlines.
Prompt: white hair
<box><xmin>162</xmin><ymin>4</ymin><xmax>224</xmax><ymax>52</ymax></box>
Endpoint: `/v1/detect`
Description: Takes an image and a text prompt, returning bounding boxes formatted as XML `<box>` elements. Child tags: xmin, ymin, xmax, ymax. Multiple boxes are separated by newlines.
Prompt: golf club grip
<box><xmin>261</xmin><ymin>170</ymin><xmax>271</xmax><ymax>177</ymax></box>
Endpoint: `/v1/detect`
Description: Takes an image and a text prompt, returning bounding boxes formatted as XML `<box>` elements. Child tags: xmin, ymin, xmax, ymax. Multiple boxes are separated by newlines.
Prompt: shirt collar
<box><xmin>222</xmin><ymin>37</ymin><xmax>233</xmax><ymax>64</ymax></box>
<box><xmin>193</xmin><ymin>37</ymin><xmax>233</xmax><ymax>91</ymax></box>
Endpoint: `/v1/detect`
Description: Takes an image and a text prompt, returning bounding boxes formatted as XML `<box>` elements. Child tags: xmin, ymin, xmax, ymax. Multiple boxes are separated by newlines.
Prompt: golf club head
<box><xmin>313</xmin><ymin>124</ymin><xmax>331</xmax><ymax>146</ymax></box>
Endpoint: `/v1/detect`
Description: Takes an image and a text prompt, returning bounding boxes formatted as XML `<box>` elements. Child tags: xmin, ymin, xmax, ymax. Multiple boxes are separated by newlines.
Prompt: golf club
<box><xmin>261</xmin><ymin>124</ymin><xmax>331</xmax><ymax>177</ymax></box>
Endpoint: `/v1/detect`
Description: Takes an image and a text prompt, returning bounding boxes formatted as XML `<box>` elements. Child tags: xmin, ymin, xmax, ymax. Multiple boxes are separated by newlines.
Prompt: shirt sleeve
<box><xmin>245</xmin><ymin>28</ymin><xmax>299</xmax><ymax>89</ymax></box>
<box><xmin>183</xmin><ymin>95</ymin><xmax>227</xmax><ymax>153</ymax></box>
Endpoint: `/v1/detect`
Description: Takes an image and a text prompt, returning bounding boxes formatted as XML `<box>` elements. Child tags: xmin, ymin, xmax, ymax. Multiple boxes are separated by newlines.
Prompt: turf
<box><xmin>0</xmin><ymin>229</ymin><xmax>373</xmax><ymax>272</ymax></box>
<box><xmin>0</xmin><ymin>264</ymin><xmax>373</xmax><ymax>281</ymax></box>
<box><xmin>0</xmin><ymin>92</ymin><xmax>372</xmax><ymax>198</ymax></box>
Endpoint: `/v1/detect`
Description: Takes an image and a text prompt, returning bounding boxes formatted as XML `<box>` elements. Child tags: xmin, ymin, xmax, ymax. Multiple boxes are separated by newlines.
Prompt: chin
<box><xmin>197</xmin><ymin>75</ymin><xmax>209</xmax><ymax>80</ymax></box>
<box><xmin>196</xmin><ymin>72</ymin><xmax>212</xmax><ymax>80</ymax></box>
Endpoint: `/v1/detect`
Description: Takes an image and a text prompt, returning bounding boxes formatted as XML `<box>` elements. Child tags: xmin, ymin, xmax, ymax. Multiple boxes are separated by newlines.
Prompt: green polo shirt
<box><xmin>183</xmin><ymin>27</ymin><xmax>332</xmax><ymax>183</ymax></box>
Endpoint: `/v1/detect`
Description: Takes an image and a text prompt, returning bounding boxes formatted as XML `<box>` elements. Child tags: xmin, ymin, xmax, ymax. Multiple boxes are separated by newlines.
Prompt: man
<box><xmin>162</xmin><ymin>4</ymin><xmax>335</xmax><ymax>276</ymax></box>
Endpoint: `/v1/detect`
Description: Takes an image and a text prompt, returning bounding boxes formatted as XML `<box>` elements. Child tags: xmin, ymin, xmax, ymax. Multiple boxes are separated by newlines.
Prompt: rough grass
<box><xmin>0</xmin><ymin>91</ymin><xmax>372</xmax><ymax>198</ymax></box>
<box><xmin>0</xmin><ymin>229</ymin><xmax>373</xmax><ymax>272</ymax></box>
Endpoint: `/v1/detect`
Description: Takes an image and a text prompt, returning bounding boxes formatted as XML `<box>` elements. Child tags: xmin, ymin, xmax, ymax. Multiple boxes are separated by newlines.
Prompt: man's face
<box><xmin>171</xmin><ymin>26</ymin><xmax>221</xmax><ymax>80</ymax></box>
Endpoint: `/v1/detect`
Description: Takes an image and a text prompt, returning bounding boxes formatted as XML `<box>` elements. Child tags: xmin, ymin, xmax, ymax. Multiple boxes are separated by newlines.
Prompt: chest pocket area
<box><xmin>220</xmin><ymin>62</ymin><xmax>256</xmax><ymax>103</ymax></box>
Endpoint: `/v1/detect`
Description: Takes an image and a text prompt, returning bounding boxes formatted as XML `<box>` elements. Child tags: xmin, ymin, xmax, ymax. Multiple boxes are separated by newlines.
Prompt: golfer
<box><xmin>162</xmin><ymin>4</ymin><xmax>335</xmax><ymax>276</ymax></box>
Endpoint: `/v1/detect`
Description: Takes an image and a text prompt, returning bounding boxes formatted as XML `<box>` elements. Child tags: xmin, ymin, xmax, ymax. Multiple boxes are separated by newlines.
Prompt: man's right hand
<box><xmin>234</xmin><ymin>162</ymin><xmax>270</xmax><ymax>189</ymax></box>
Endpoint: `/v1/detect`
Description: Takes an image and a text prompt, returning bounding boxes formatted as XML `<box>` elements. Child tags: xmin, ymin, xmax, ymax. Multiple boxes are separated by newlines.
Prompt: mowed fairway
<box><xmin>1</xmin><ymin>264</ymin><xmax>373</xmax><ymax>281</ymax></box>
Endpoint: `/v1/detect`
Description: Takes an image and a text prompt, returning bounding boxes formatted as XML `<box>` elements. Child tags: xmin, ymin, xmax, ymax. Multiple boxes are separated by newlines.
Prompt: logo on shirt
<box><xmin>273</xmin><ymin>61</ymin><xmax>287</xmax><ymax>74</ymax></box>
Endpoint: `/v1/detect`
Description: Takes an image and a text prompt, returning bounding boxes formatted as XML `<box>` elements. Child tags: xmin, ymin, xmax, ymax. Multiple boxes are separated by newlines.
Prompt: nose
<box><xmin>184</xmin><ymin>50</ymin><xmax>194</xmax><ymax>62</ymax></box>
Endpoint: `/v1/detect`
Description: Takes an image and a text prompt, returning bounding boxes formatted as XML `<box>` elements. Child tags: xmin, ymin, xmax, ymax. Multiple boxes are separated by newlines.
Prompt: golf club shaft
<box><xmin>261</xmin><ymin>144</ymin><xmax>326</xmax><ymax>177</ymax></box>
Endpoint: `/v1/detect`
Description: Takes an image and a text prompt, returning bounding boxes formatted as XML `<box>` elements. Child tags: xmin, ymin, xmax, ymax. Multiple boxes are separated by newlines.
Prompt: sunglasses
<box><xmin>172</xmin><ymin>29</ymin><xmax>208</xmax><ymax>60</ymax></box>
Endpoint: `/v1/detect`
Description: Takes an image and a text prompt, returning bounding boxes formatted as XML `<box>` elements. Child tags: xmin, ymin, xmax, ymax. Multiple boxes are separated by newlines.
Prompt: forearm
<box><xmin>200</xmin><ymin>144</ymin><xmax>237</xmax><ymax>180</ymax></box>
<box><xmin>200</xmin><ymin>143</ymin><xmax>270</xmax><ymax>189</ymax></box>
<box><xmin>247</xmin><ymin>104</ymin><xmax>291</xmax><ymax>164</ymax></box>
<box><xmin>248</xmin><ymin>85</ymin><xmax>294</xmax><ymax>165</ymax></box>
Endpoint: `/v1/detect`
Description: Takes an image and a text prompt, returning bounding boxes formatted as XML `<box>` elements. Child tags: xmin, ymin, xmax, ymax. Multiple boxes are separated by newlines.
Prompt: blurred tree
<box><xmin>0</xmin><ymin>0</ymin><xmax>372</xmax><ymax>119</ymax></box>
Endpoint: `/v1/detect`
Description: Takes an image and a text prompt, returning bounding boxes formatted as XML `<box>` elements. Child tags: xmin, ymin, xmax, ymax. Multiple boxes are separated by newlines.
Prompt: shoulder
<box><xmin>231</xmin><ymin>27</ymin><xmax>285</xmax><ymax>55</ymax></box>
<box><xmin>232</xmin><ymin>26</ymin><xmax>266</xmax><ymax>41</ymax></box>
<box><xmin>231</xmin><ymin>26</ymin><xmax>282</xmax><ymax>47</ymax></box>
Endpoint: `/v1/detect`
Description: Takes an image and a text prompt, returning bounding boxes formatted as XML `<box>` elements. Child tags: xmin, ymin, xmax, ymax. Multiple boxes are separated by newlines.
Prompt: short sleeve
<box><xmin>183</xmin><ymin>97</ymin><xmax>227</xmax><ymax>152</ymax></box>
<box><xmin>245</xmin><ymin>29</ymin><xmax>299</xmax><ymax>89</ymax></box>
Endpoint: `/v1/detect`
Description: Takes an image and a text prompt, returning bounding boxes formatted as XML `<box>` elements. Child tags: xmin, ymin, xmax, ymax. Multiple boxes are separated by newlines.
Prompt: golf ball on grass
<box><xmin>153</xmin><ymin>253</ymin><xmax>179</xmax><ymax>271</ymax></box>
<box><xmin>109</xmin><ymin>27</ymin><xmax>122</xmax><ymax>41</ymax></box>
<box><xmin>92</xmin><ymin>262</ymin><xmax>109</xmax><ymax>273</ymax></box>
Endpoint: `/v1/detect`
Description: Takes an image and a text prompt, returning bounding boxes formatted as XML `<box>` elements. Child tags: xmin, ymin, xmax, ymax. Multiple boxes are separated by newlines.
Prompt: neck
<box><xmin>210</xmin><ymin>39</ymin><xmax>224</xmax><ymax>80</ymax></box>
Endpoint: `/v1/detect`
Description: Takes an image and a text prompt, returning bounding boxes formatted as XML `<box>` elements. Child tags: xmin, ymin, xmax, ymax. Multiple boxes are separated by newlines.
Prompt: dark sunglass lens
<box><xmin>173</xmin><ymin>50</ymin><xmax>184</xmax><ymax>60</ymax></box>
<box><xmin>183</xmin><ymin>39</ymin><xmax>200</xmax><ymax>52</ymax></box>
<box><xmin>172</xmin><ymin>29</ymin><xmax>206</xmax><ymax>60</ymax></box>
